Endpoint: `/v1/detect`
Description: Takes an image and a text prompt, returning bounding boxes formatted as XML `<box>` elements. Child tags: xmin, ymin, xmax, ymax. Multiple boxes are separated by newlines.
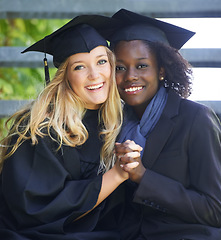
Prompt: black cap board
<box><xmin>21</xmin><ymin>14</ymin><xmax>122</xmax><ymax>83</ymax></box>
<box><xmin>21</xmin><ymin>15</ymin><xmax>121</xmax><ymax>67</ymax></box>
<box><xmin>110</xmin><ymin>9</ymin><xmax>195</xmax><ymax>49</ymax></box>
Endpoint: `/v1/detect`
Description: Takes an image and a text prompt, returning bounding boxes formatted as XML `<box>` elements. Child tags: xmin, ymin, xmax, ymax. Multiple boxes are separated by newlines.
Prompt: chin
<box><xmin>123</xmin><ymin>98</ymin><xmax>140</xmax><ymax>106</ymax></box>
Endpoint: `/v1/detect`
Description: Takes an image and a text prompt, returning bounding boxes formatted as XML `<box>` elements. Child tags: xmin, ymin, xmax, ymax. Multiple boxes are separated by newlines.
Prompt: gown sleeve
<box><xmin>2</xmin><ymin>136</ymin><xmax>102</xmax><ymax>232</ymax></box>
<box><xmin>133</xmin><ymin>105</ymin><xmax>221</xmax><ymax>227</ymax></box>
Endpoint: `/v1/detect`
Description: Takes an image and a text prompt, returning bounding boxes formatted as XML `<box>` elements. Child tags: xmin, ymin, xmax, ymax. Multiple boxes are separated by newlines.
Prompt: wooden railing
<box><xmin>1</xmin><ymin>0</ymin><xmax>221</xmax><ymax>120</ymax></box>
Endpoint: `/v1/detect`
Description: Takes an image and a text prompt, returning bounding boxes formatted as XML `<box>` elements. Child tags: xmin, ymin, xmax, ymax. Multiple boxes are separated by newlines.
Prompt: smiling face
<box><xmin>114</xmin><ymin>40</ymin><xmax>164</xmax><ymax>117</ymax></box>
<box><xmin>67</xmin><ymin>46</ymin><xmax>111</xmax><ymax>110</ymax></box>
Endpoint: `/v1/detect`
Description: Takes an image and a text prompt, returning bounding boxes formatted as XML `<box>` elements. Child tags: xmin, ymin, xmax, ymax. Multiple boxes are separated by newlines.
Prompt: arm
<box><xmin>133</xmin><ymin>106</ymin><xmax>221</xmax><ymax>227</ymax></box>
<box><xmin>74</xmin><ymin>163</ymin><xmax>128</xmax><ymax>221</ymax></box>
<box><xmin>2</xmin><ymin>136</ymin><xmax>140</xmax><ymax>228</ymax></box>
<box><xmin>2</xmin><ymin>137</ymin><xmax>103</xmax><ymax>229</ymax></box>
<box><xmin>75</xmin><ymin>144</ymin><xmax>141</xmax><ymax>220</ymax></box>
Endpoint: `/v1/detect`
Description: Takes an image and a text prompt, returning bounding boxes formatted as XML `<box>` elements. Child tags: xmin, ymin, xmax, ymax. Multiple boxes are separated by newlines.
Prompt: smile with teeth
<box><xmin>86</xmin><ymin>83</ymin><xmax>104</xmax><ymax>90</ymax></box>
<box><xmin>124</xmin><ymin>86</ymin><xmax>143</xmax><ymax>92</ymax></box>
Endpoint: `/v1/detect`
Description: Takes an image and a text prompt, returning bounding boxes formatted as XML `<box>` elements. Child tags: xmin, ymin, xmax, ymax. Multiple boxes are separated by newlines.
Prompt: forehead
<box><xmin>68</xmin><ymin>46</ymin><xmax>107</xmax><ymax>63</ymax></box>
<box><xmin>114</xmin><ymin>40</ymin><xmax>155</xmax><ymax>60</ymax></box>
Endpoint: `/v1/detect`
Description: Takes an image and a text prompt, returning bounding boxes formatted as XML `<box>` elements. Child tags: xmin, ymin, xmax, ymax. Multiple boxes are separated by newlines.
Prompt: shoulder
<box><xmin>180</xmin><ymin>98</ymin><xmax>220</xmax><ymax>131</ymax></box>
<box><xmin>166</xmin><ymin>90</ymin><xmax>220</xmax><ymax>130</ymax></box>
<box><xmin>166</xmin><ymin>88</ymin><xmax>217</xmax><ymax>119</ymax></box>
<box><xmin>181</xmin><ymin>98</ymin><xmax>217</xmax><ymax>117</ymax></box>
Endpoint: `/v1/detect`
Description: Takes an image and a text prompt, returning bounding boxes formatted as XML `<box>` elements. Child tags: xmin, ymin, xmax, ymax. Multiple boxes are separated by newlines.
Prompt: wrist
<box><xmin>133</xmin><ymin>167</ymin><xmax>146</xmax><ymax>183</ymax></box>
<box><xmin>111</xmin><ymin>165</ymin><xmax>127</xmax><ymax>184</ymax></box>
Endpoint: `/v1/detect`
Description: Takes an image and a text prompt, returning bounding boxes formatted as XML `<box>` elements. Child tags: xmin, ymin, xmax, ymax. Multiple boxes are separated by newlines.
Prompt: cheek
<box><xmin>116</xmin><ymin>73</ymin><xmax>123</xmax><ymax>86</ymax></box>
<box><xmin>68</xmin><ymin>73</ymin><xmax>83</xmax><ymax>93</ymax></box>
<box><xmin>107</xmin><ymin>69</ymin><xmax>111</xmax><ymax>80</ymax></box>
<box><xmin>105</xmin><ymin>64</ymin><xmax>111</xmax><ymax>78</ymax></box>
<box><xmin>68</xmin><ymin>77</ymin><xmax>76</xmax><ymax>90</ymax></box>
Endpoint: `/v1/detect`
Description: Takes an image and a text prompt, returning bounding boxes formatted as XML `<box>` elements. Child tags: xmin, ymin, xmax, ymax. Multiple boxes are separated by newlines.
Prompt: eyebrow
<box><xmin>116</xmin><ymin>57</ymin><xmax>148</xmax><ymax>62</ymax></box>
<box><xmin>70</xmin><ymin>54</ymin><xmax>108</xmax><ymax>66</ymax></box>
<box><xmin>137</xmin><ymin>57</ymin><xmax>148</xmax><ymax>60</ymax></box>
<box><xmin>96</xmin><ymin>54</ymin><xmax>108</xmax><ymax>58</ymax></box>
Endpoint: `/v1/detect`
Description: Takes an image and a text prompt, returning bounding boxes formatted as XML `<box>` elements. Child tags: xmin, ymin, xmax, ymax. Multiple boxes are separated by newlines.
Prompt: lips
<box><xmin>86</xmin><ymin>83</ymin><xmax>104</xmax><ymax>90</ymax></box>
<box><xmin>124</xmin><ymin>86</ymin><xmax>143</xmax><ymax>92</ymax></box>
<box><xmin>123</xmin><ymin>85</ymin><xmax>144</xmax><ymax>94</ymax></box>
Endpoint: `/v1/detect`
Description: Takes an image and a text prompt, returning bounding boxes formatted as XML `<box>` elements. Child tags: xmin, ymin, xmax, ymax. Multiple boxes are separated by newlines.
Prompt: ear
<box><xmin>159</xmin><ymin>67</ymin><xmax>165</xmax><ymax>81</ymax></box>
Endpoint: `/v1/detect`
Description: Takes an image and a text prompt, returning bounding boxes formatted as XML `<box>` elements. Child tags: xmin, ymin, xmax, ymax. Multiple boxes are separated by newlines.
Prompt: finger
<box><xmin>115</xmin><ymin>143</ymin><xmax>132</xmax><ymax>155</ymax></box>
<box><xmin>120</xmin><ymin>156</ymin><xmax>140</xmax><ymax>164</ymax></box>
<box><xmin>124</xmin><ymin>140</ymin><xmax>135</xmax><ymax>144</ymax></box>
<box><xmin>120</xmin><ymin>164</ymin><xmax>131</xmax><ymax>173</ymax></box>
<box><xmin>124</xmin><ymin>151</ymin><xmax>141</xmax><ymax>159</ymax></box>
<box><xmin>125</xmin><ymin>140</ymin><xmax>143</xmax><ymax>152</ymax></box>
<box><xmin>117</xmin><ymin>154</ymin><xmax>124</xmax><ymax>161</ymax></box>
<box><xmin>115</xmin><ymin>143</ymin><xmax>142</xmax><ymax>155</ymax></box>
<box><xmin>120</xmin><ymin>162</ymin><xmax>139</xmax><ymax>172</ymax></box>
<box><xmin>126</xmin><ymin>161</ymin><xmax>139</xmax><ymax>169</ymax></box>
<box><xmin>119</xmin><ymin>151</ymin><xmax>141</xmax><ymax>164</ymax></box>
<box><xmin>114</xmin><ymin>142</ymin><xmax>125</xmax><ymax>151</ymax></box>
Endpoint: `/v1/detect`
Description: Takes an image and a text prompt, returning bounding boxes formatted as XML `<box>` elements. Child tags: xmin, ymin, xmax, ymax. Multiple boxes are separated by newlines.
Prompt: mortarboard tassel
<box><xmin>44</xmin><ymin>53</ymin><xmax>50</xmax><ymax>85</ymax></box>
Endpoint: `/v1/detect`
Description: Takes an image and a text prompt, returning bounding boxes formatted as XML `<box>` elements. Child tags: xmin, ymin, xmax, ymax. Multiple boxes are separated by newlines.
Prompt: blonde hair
<box><xmin>0</xmin><ymin>47</ymin><xmax>122</xmax><ymax>173</ymax></box>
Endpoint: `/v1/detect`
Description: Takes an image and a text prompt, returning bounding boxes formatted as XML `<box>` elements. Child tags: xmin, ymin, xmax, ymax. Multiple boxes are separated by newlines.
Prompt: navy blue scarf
<box><xmin>117</xmin><ymin>86</ymin><xmax>168</xmax><ymax>157</ymax></box>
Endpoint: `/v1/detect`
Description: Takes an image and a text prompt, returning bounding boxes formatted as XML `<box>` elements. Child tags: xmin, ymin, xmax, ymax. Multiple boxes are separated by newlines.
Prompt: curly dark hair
<box><xmin>142</xmin><ymin>40</ymin><xmax>193</xmax><ymax>98</ymax></box>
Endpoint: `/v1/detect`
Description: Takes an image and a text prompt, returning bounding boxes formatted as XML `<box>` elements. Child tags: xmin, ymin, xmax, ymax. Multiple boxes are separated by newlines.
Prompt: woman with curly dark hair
<box><xmin>146</xmin><ymin>41</ymin><xmax>193</xmax><ymax>98</ymax></box>
<box><xmin>111</xmin><ymin>9</ymin><xmax>221</xmax><ymax>240</ymax></box>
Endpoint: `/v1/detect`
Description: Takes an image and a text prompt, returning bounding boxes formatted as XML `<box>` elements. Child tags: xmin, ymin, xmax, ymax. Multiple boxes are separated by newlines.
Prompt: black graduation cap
<box><xmin>22</xmin><ymin>14</ymin><xmax>122</xmax><ymax>84</ymax></box>
<box><xmin>109</xmin><ymin>9</ymin><xmax>195</xmax><ymax>49</ymax></box>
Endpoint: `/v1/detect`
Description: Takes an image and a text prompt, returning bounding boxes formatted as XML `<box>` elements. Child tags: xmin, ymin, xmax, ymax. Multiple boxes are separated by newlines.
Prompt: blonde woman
<box><xmin>0</xmin><ymin>15</ymin><xmax>140</xmax><ymax>240</ymax></box>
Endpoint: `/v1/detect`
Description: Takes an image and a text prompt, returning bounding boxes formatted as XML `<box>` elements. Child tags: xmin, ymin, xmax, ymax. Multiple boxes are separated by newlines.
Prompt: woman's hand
<box><xmin>115</xmin><ymin>140</ymin><xmax>146</xmax><ymax>183</ymax></box>
<box><xmin>112</xmin><ymin>140</ymin><xmax>141</xmax><ymax>182</ymax></box>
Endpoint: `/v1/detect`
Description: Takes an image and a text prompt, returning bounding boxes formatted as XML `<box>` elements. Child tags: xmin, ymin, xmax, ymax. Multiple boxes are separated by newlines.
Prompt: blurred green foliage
<box><xmin>0</xmin><ymin>18</ymin><xmax>69</xmax><ymax>137</ymax></box>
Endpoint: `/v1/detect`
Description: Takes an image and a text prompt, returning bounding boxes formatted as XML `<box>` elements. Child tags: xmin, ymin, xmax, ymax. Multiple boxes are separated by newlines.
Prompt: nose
<box><xmin>88</xmin><ymin>66</ymin><xmax>99</xmax><ymax>80</ymax></box>
<box><xmin>125</xmin><ymin>67</ymin><xmax>138</xmax><ymax>82</ymax></box>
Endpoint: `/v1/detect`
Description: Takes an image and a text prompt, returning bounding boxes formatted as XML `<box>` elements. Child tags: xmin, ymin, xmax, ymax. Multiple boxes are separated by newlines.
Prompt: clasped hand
<box><xmin>115</xmin><ymin>140</ymin><xmax>146</xmax><ymax>183</ymax></box>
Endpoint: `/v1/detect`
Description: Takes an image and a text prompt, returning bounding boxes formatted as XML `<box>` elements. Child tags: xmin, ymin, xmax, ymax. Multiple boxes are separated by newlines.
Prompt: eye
<box><xmin>116</xmin><ymin>65</ymin><xmax>126</xmax><ymax>72</ymax></box>
<box><xmin>74</xmin><ymin>65</ymin><xmax>84</xmax><ymax>70</ymax></box>
<box><xmin>137</xmin><ymin>64</ymin><xmax>148</xmax><ymax>69</ymax></box>
<box><xmin>98</xmin><ymin>59</ymin><xmax>107</xmax><ymax>65</ymax></box>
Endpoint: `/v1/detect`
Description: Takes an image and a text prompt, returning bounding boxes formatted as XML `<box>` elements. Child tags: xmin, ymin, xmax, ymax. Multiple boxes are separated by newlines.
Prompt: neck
<box><xmin>132</xmin><ymin>100</ymin><xmax>151</xmax><ymax>120</ymax></box>
<box><xmin>133</xmin><ymin>105</ymin><xmax>147</xmax><ymax>120</ymax></box>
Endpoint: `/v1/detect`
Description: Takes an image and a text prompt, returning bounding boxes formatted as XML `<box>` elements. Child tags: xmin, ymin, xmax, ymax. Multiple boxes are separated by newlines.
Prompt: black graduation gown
<box><xmin>119</xmin><ymin>91</ymin><xmax>221</xmax><ymax>240</ymax></box>
<box><xmin>0</xmin><ymin>109</ymin><xmax>123</xmax><ymax>240</ymax></box>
